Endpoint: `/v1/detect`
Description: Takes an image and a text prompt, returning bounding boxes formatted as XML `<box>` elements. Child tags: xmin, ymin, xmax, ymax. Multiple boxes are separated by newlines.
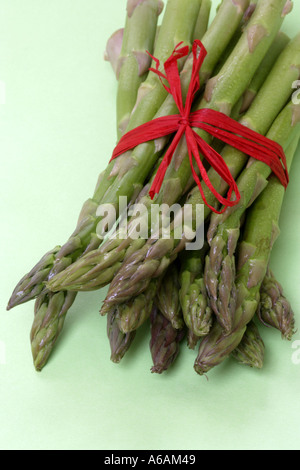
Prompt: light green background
<box><xmin>1</xmin><ymin>0</ymin><xmax>300</xmax><ymax>451</ymax></box>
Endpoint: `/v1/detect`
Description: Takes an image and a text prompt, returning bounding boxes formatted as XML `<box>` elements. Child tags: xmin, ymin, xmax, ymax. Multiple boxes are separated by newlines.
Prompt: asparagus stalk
<box><xmin>229</xmin><ymin>31</ymin><xmax>290</xmax><ymax>122</ymax></box>
<box><xmin>196</xmin><ymin>0</ymin><xmax>250</xmax><ymax>84</ymax></box>
<box><xmin>194</xmin><ymin>130</ymin><xmax>300</xmax><ymax>376</ymax></box>
<box><xmin>155</xmin><ymin>263</ymin><xmax>184</xmax><ymax>330</ymax></box>
<box><xmin>239</xmin><ymin>31</ymin><xmax>290</xmax><ymax>114</ymax></box>
<box><xmin>193</xmin><ymin>0</ymin><xmax>212</xmax><ymax>42</ymax></box>
<box><xmin>242</xmin><ymin>1</ymin><xmax>259</xmax><ymax>23</ymax></box>
<box><xmin>47</xmin><ymin>0</ymin><xmax>289</xmax><ymax>299</ymax></box>
<box><xmin>107</xmin><ymin>308</ymin><xmax>137</xmax><ymax>363</ymax></box>
<box><xmin>231</xmin><ymin>320</ymin><xmax>265</xmax><ymax>369</ymax></box>
<box><xmin>115</xmin><ymin>279</ymin><xmax>158</xmax><ymax>333</ymax></box>
<box><xmin>149</xmin><ymin>305</ymin><xmax>186</xmax><ymax>374</ymax></box>
<box><xmin>257</xmin><ymin>267</ymin><xmax>296</xmax><ymax>340</ymax></box>
<box><xmin>7</xmin><ymin>246</ymin><xmax>60</xmax><ymax>310</ymax></box>
<box><xmin>179</xmin><ymin>244</ymin><xmax>213</xmax><ymax>340</ymax></box>
<box><xmin>187</xmin><ymin>330</ymin><xmax>202</xmax><ymax>350</ymax></box>
<box><xmin>115</xmin><ymin>0</ymin><xmax>163</xmax><ymax>137</ymax></box>
<box><xmin>30</xmin><ymin>290</ymin><xmax>77</xmax><ymax>371</ymax></box>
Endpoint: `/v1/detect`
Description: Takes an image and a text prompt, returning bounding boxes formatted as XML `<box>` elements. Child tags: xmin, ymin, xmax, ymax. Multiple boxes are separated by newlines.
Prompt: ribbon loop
<box><xmin>110</xmin><ymin>40</ymin><xmax>289</xmax><ymax>214</ymax></box>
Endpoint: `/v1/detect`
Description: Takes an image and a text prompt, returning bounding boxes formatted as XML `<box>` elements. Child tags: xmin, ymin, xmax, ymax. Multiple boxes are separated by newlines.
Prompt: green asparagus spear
<box><xmin>156</xmin><ymin>263</ymin><xmax>185</xmax><ymax>330</ymax></box>
<box><xmin>232</xmin><ymin>33</ymin><xmax>288</xmax><ymax>123</ymax></box>
<box><xmin>116</xmin><ymin>0</ymin><xmax>163</xmax><ymax>138</ymax></box>
<box><xmin>7</xmin><ymin>246</ymin><xmax>61</xmax><ymax>310</ymax></box>
<box><xmin>149</xmin><ymin>305</ymin><xmax>186</xmax><ymax>374</ymax></box>
<box><xmin>193</xmin><ymin>0</ymin><xmax>212</xmax><ymax>42</ymax></box>
<box><xmin>107</xmin><ymin>308</ymin><xmax>137</xmax><ymax>363</ymax></box>
<box><xmin>228</xmin><ymin>30</ymin><xmax>290</xmax><ymax>122</ymax></box>
<box><xmin>194</xmin><ymin>130</ymin><xmax>300</xmax><ymax>376</ymax></box>
<box><xmin>30</xmin><ymin>290</ymin><xmax>77</xmax><ymax>371</ymax></box>
<box><xmin>257</xmin><ymin>267</ymin><xmax>296</xmax><ymax>340</ymax></box>
<box><xmin>116</xmin><ymin>279</ymin><xmax>158</xmax><ymax>333</ymax></box>
<box><xmin>179</xmin><ymin>245</ymin><xmax>213</xmax><ymax>339</ymax></box>
<box><xmin>231</xmin><ymin>320</ymin><xmax>265</xmax><ymax>369</ymax></box>
<box><xmin>239</xmin><ymin>31</ymin><xmax>290</xmax><ymax>114</ymax></box>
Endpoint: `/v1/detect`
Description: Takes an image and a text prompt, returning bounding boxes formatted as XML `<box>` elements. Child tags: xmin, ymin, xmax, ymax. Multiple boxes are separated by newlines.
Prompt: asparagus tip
<box><xmin>193</xmin><ymin>364</ymin><xmax>209</xmax><ymax>380</ymax></box>
<box><xmin>6</xmin><ymin>293</ymin><xmax>23</xmax><ymax>310</ymax></box>
<box><xmin>193</xmin><ymin>362</ymin><xmax>208</xmax><ymax>377</ymax></box>
<box><xmin>100</xmin><ymin>303</ymin><xmax>110</xmax><ymax>316</ymax></box>
<box><xmin>151</xmin><ymin>365</ymin><xmax>164</xmax><ymax>374</ymax></box>
<box><xmin>110</xmin><ymin>355</ymin><xmax>122</xmax><ymax>364</ymax></box>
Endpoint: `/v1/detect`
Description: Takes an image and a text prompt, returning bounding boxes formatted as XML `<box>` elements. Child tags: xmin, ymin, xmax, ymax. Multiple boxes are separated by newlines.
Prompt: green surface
<box><xmin>1</xmin><ymin>0</ymin><xmax>300</xmax><ymax>451</ymax></box>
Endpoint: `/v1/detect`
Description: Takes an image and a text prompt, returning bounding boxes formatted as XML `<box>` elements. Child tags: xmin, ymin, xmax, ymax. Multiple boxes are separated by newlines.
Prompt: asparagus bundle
<box><xmin>7</xmin><ymin>0</ymin><xmax>300</xmax><ymax>380</ymax></box>
<box><xmin>16</xmin><ymin>0</ymin><xmax>256</xmax><ymax>370</ymax></box>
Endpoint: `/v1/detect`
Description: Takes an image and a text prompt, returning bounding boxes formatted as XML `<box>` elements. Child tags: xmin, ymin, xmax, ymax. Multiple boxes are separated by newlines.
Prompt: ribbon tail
<box><xmin>185</xmin><ymin>127</ymin><xmax>241</xmax><ymax>213</ymax></box>
<box><xmin>184</xmin><ymin>40</ymin><xmax>207</xmax><ymax>112</ymax></box>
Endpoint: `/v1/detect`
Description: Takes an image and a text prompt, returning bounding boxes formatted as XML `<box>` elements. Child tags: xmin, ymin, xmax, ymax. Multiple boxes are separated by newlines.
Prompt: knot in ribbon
<box><xmin>110</xmin><ymin>40</ymin><xmax>289</xmax><ymax>214</ymax></box>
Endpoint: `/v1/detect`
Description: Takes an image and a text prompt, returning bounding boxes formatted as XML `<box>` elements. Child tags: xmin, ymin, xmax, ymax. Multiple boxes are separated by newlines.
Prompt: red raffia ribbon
<box><xmin>110</xmin><ymin>40</ymin><xmax>289</xmax><ymax>214</ymax></box>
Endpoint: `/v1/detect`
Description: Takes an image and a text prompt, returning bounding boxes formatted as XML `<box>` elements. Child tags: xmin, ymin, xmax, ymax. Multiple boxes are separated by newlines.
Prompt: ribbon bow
<box><xmin>110</xmin><ymin>40</ymin><xmax>289</xmax><ymax>214</ymax></box>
